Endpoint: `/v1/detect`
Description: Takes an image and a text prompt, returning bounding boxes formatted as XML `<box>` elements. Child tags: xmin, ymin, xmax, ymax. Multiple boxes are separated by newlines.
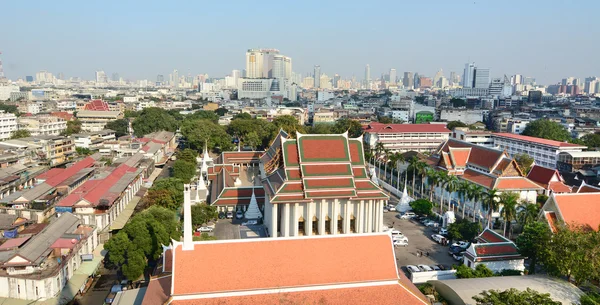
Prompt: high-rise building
<box><xmin>314</xmin><ymin>65</ymin><xmax>321</xmax><ymax>88</ymax></box>
<box><xmin>413</xmin><ymin>73</ymin><xmax>420</xmax><ymax>89</ymax></box>
<box><xmin>364</xmin><ymin>64</ymin><xmax>371</xmax><ymax>88</ymax></box>
<box><xmin>512</xmin><ymin>74</ymin><xmax>523</xmax><ymax>85</ymax></box>
<box><xmin>245</xmin><ymin>48</ymin><xmax>280</xmax><ymax>78</ymax></box>
<box><xmin>403</xmin><ymin>72</ymin><xmax>413</xmax><ymax>89</ymax></box>
<box><xmin>333</xmin><ymin>74</ymin><xmax>340</xmax><ymax>88</ymax></box>
<box><xmin>157</xmin><ymin>75</ymin><xmax>164</xmax><ymax>83</ymax></box>
<box><xmin>172</xmin><ymin>69</ymin><xmax>179</xmax><ymax>88</ymax></box>
<box><xmin>449</xmin><ymin>72</ymin><xmax>458</xmax><ymax>85</ymax></box>
<box><xmin>389</xmin><ymin>69</ymin><xmax>397</xmax><ymax>85</ymax></box>
<box><xmin>25</xmin><ymin>76</ymin><xmax>33</xmax><ymax>82</ymax></box>
<box><xmin>462</xmin><ymin>63</ymin><xmax>475</xmax><ymax>88</ymax></box>
<box><xmin>95</xmin><ymin>70</ymin><xmax>107</xmax><ymax>83</ymax></box>
<box><xmin>433</xmin><ymin>69</ymin><xmax>443</xmax><ymax>87</ymax></box>
<box><xmin>473</xmin><ymin>68</ymin><xmax>490</xmax><ymax>89</ymax></box>
<box><xmin>528</xmin><ymin>91</ymin><xmax>542</xmax><ymax>104</ymax></box>
<box><xmin>273</xmin><ymin>55</ymin><xmax>292</xmax><ymax>79</ymax></box>
<box><xmin>112</xmin><ymin>73</ymin><xmax>119</xmax><ymax>82</ymax></box>
<box><xmin>302</xmin><ymin>76</ymin><xmax>314</xmax><ymax>89</ymax></box>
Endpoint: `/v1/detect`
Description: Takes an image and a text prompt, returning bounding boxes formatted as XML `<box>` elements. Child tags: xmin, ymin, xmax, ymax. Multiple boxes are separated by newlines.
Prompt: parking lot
<box><xmin>212</xmin><ymin>218</ymin><xmax>267</xmax><ymax>240</ymax></box>
<box><xmin>383</xmin><ymin>211</ymin><xmax>457</xmax><ymax>274</ymax></box>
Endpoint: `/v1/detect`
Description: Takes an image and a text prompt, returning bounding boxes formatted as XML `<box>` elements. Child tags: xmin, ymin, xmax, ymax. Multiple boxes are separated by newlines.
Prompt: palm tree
<box><xmin>499</xmin><ymin>192</ymin><xmax>519</xmax><ymax>238</ymax></box>
<box><xmin>481</xmin><ymin>189</ymin><xmax>499</xmax><ymax>229</ymax></box>
<box><xmin>427</xmin><ymin>169</ymin><xmax>440</xmax><ymax>202</ymax></box>
<box><xmin>437</xmin><ymin>171</ymin><xmax>450</xmax><ymax>214</ymax></box>
<box><xmin>468</xmin><ymin>184</ymin><xmax>485</xmax><ymax>222</ymax></box>
<box><xmin>418</xmin><ymin>161</ymin><xmax>428</xmax><ymax>199</ymax></box>
<box><xmin>457</xmin><ymin>180</ymin><xmax>470</xmax><ymax>219</ymax></box>
<box><xmin>517</xmin><ymin>203</ymin><xmax>540</xmax><ymax>227</ymax></box>
<box><xmin>408</xmin><ymin>156</ymin><xmax>419</xmax><ymax>196</ymax></box>
<box><xmin>374</xmin><ymin>142</ymin><xmax>385</xmax><ymax>161</ymax></box>
<box><xmin>444</xmin><ymin>175</ymin><xmax>460</xmax><ymax>212</ymax></box>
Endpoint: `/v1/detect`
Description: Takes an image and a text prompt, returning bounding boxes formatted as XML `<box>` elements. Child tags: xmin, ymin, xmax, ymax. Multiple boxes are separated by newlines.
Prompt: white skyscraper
<box><xmin>474</xmin><ymin>68</ymin><xmax>490</xmax><ymax>89</ymax></box>
<box><xmin>365</xmin><ymin>64</ymin><xmax>371</xmax><ymax>88</ymax></box>
<box><xmin>273</xmin><ymin>55</ymin><xmax>292</xmax><ymax>79</ymax></box>
<box><xmin>389</xmin><ymin>69</ymin><xmax>397</xmax><ymax>85</ymax></box>
<box><xmin>172</xmin><ymin>69</ymin><xmax>179</xmax><ymax>88</ymax></box>
<box><xmin>95</xmin><ymin>70</ymin><xmax>107</xmax><ymax>84</ymax></box>
<box><xmin>462</xmin><ymin>63</ymin><xmax>475</xmax><ymax>88</ymax></box>
<box><xmin>314</xmin><ymin>65</ymin><xmax>321</xmax><ymax>88</ymax></box>
<box><xmin>245</xmin><ymin>48</ymin><xmax>280</xmax><ymax>78</ymax></box>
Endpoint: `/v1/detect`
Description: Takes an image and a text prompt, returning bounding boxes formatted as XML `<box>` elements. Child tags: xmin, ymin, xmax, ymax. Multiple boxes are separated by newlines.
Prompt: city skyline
<box><xmin>1</xmin><ymin>1</ymin><xmax>599</xmax><ymax>84</ymax></box>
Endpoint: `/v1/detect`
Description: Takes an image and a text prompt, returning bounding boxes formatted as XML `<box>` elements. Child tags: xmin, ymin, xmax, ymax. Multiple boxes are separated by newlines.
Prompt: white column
<box><xmin>293</xmin><ymin>203</ymin><xmax>299</xmax><ymax>236</ymax></box>
<box><xmin>358</xmin><ymin>200</ymin><xmax>365</xmax><ymax>233</ymax></box>
<box><xmin>331</xmin><ymin>200</ymin><xmax>338</xmax><ymax>235</ymax></box>
<box><xmin>319</xmin><ymin>200</ymin><xmax>326</xmax><ymax>235</ymax></box>
<box><xmin>376</xmin><ymin>200</ymin><xmax>382</xmax><ymax>232</ymax></box>
<box><xmin>367</xmin><ymin>200</ymin><xmax>373</xmax><ymax>233</ymax></box>
<box><xmin>283</xmin><ymin>203</ymin><xmax>290</xmax><ymax>237</ymax></box>
<box><xmin>271</xmin><ymin>204</ymin><xmax>278</xmax><ymax>238</ymax></box>
<box><xmin>306</xmin><ymin>202</ymin><xmax>312</xmax><ymax>237</ymax></box>
<box><xmin>344</xmin><ymin>201</ymin><xmax>350</xmax><ymax>234</ymax></box>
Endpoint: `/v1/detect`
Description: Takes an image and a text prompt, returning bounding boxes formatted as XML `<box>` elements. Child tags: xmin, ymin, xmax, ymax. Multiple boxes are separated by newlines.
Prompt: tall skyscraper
<box><xmin>157</xmin><ymin>75</ymin><xmax>164</xmax><ymax>83</ymax></box>
<box><xmin>512</xmin><ymin>74</ymin><xmax>523</xmax><ymax>85</ymax></box>
<box><xmin>0</xmin><ymin>52</ymin><xmax>4</xmax><ymax>79</ymax></box>
<box><xmin>333</xmin><ymin>74</ymin><xmax>340</xmax><ymax>88</ymax></box>
<box><xmin>403</xmin><ymin>72</ymin><xmax>413</xmax><ymax>89</ymax></box>
<box><xmin>172</xmin><ymin>69</ymin><xmax>179</xmax><ymax>88</ymax></box>
<box><xmin>473</xmin><ymin>68</ymin><xmax>490</xmax><ymax>89</ymax></box>
<box><xmin>245</xmin><ymin>48</ymin><xmax>280</xmax><ymax>78</ymax></box>
<box><xmin>314</xmin><ymin>65</ymin><xmax>321</xmax><ymax>88</ymax></box>
<box><xmin>364</xmin><ymin>64</ymin><xmax>371</xmax><ymax>88</ymax></box>
<box><xmin>112</xmin><ymin>73</ymin><xmax>119</xmax><ymax>82</ymax></box>
<box><xmin>389</xmin><ymin>69</ymin><xmax>397</xmax><ymax>85</ymax></box>
<box><xmin>433</xmin><ymin>69</ymin><xmax>443</xmax><ymax>88</ymax></box>
<box><xmin>462</xmin><ymin>63</ymin><xmax>475</xmax><ymax>88</ymax></box>
<box><xmin>95</xmin><ymin>70</ymin><xmax>107</xmax><ymax>83</ymax></box>
<box><xmin>273</xmin><ymin>55</ymin><xmax>292</xmax><ymax>79</ymax></box>
<box><xmin>413</xmin><ymin>72</ymin><xmax>420</xmax><ymax>89</ymax></box>
<box><xmin>449</xmin><ymin>72</ymin><xmax>457</xmax><ymax>85</ymax></box>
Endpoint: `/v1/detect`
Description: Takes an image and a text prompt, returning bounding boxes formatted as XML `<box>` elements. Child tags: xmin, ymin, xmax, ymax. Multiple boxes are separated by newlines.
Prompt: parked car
<box><xmin>226</xmin><ymin>211</ymin><xmax>233</xmax><ymax>219</ymax></box>
<box><xmin>393</xmin><ymin>239</ymin><xmax>408</xmax><ymax>247</ymax></box>
<box><xmin>406</xmin><ymin>265</ymin><xmax>420</xmax><ymax>273</ymax></box>
<box><xmin>431</xmin><ymin>234</ymin><xmax>445</xmax><ymax>244</ymax></box>
<box><xmin>206</xmin><ymin>223</ymin><xmax>216</xmax><ymax>229</ymax></box>
<box><xmin>236</xmin><ymin>210</ymin><xmax>244</xmax><ymax>219</ymax></box>
<box><xmin>451</xmin><ymin>241</ymin><xmax>470</xmax><ymax>248</ymax></box>
<box><xmin>439</xmin><ymin>228</ymin><xmax>448</xmax><ymax>235</ymax></box>
<box><xmin>400</xmin><ymin>212</ymin><xmax>416</xmax><ymax>219</ymax></box>
<box><xmin>197</xmin><ymin>226</ymin><xmax>213</xmax><ymax>232</ymax></box>
<box><xmin>242</xmin><ymin>220</ymin><xmax>258</xmax><ymax>226</ymax></box>
<box><xmin>423</xmin><ymin>220</ymin><xmax>437</xmax><ymax>227</ymax></box>
<box><xmin>105</xmin><ymin>292</ymin><xmax>117</xmax><ymax>304</ymax></box>
<box><xmin>218</xmin><ymin>212</ymin><xmax>226</xmax><ymax>219</ymax></box>
<box><xmin>392</xmin><ymin>234</ymin><xmax>408</xmax><ymax>243</ymax></box>
<box><xmin>418</xmin><ymin>264</ymin><xmax>433</xmax><ymax>272</ymax></box>
<box><xmin>383</xmin><ymin>207</ymin><xmax>389</xmax><ymax>213</ymax></box>
<box><xmin>431</xmin><ymin>265</ymin><xmax>441</xmax><ymax>271</ymax></box>
<box><xmin>436</xmin><ymin>264</ymin><xmax>447</xmax><ymax>270</ymax></box>
<box><xmin>453</xmin><ymin>252</ymin><xmax>465</xmax><ymax>261</ymax></box>
<box><xmin>387</xmin><ymin>205</ymin><xmax>396</xmax><ymax>212</ymax></box>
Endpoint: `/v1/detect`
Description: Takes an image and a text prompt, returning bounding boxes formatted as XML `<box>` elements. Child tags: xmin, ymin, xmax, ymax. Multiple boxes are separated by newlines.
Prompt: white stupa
<box><xmin>244</xmin><ymin>178</ymin><xmax>263</xmax><ymax>219</ymax></box>
<box><xmin>200</xmin><ymin>143</ymin><xmax>213</xmax><ymax>174</ymax></box>
<box><xmin>370</xmin><ymin>166</ymin><xmax>379</xmax><ymax>186</ymax></box>
<box><xmin>395</xmin><ymin>185</ymin><xmax>413</xmax><ymax>213</ymax></box>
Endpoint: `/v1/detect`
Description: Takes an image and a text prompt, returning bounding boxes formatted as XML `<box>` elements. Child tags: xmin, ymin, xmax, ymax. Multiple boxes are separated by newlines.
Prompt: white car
<box><xmin>406</xmin><ymin>265</ymin><xmax>420</xmax><ymax>273</ymax></box>
<box><xmin>387</xmin><ymin>205</ymin><xmax>396</xmax><ymax>212</ymax></box>
<box><xmin>453</xmin><ymin>252</ymin><xmax>465</xmax><ymax>261</ymax></box>
<box><xmin>241</xmin><ymin>220</ymin><xmax>258</xmax><ymax>226</ymax></box>
<box><xmin>451</xmin><ymin>241</ymin><xmax>470</xmax><ymax>248</ymax></box>
<box><xmin>196</xmin><ymin>226</ymin><xmax>213</xmax><ymax>232</ymax></box>
<box><xmin>431</xmin><ymin>234</ymin><xmax>445</xmax><ymax>244</ymax></box>
<box><xmin>424</xmin><ymin>220</ymin><xmax>437</xmax><ymax>227</ymax></box>
<box><xmin>418</xmin><ymin>264</ymin><xmax>433</xmax><ymax>272</ymax></box>
<box><xmin>236</xmin><ymin>210</ymin><xmax>244</xmax><ymax>219</ymax></box>
<box><xmin>439</xmin><ymin>228</ymin><xmax>448</xmax><ymax>235</ymax></box>
<box><xmin>400</xmin><ymin>212</ymin><xmax>416</xmax><ymax>219</ymax></box>
<box><xmin>393</xmin><ymin>239</ymin><xmax>408</xmax><ymax>247</ymax></box>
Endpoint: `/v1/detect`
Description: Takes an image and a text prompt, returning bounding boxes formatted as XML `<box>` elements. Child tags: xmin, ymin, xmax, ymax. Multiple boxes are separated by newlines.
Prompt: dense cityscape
<box><xmin>0</xmin><ymin>2</ymin><xmax>600</xmax><ymax>305</ymax></box>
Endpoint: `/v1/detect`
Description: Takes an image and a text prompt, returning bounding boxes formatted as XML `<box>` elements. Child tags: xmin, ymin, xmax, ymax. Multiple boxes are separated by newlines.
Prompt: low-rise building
<box><xmin>492</xmin><ymin>133</ymin><xmax>586</xmax><ymax>169</ymax></box>
<box><xmin>540</xmin><ymin>188</ymin><xmax>600</xmax><ymax>232</ymax></box>
<box><xmin>463</xmin><ymin>228</ymin><xmax>525</xmax><ymax>272</ymax></box>
<box><xmin>72</xmin><ymin>130</ymin><xmax>116</xmax><ymax>149</ymax></box>
<box><xmin>440</xmin><ymin>109</ymin><xmax>485</xmax><ymax>125</ymax></box>
<box><xmin>17</xmin><ymin>115</ymin><xmax>67</xmax><ymax>136</ymax></box>
<box><xmin>312</xmin><ymin>110</ymin><xmax>336</xmax><ymax>125</ymax></box>
<box><xmin>0</xmin><ymin>213</ymin><xmax>98</xmax><ymax>301</ymax></box>
<box><xmin>0</xmin><ymin>111</ymin><xmax>18</xmax><ymax>141</ymax></box>
<box><xmin>526</xmin><ymin>165</ymin><xmax>572</xmax><ymax>195</ymax></box>
<box><xmin>76</xmin><ymin>110</ymin><xmax>123</xmax><ymax>132</ymax></box>
<box><xmin>364</xmin><ymin>122</ymin><xmax>451</xmax><ymax>153</ymax></box>
<box><xmin>451</xmin><ymin>127</ymin><xmax>494</xmax><ymax>147</ymax></box>
<box><xmin>557</xmin><ymin>151</ymin><xmax>600</xmax><ymax>172</ymax></box>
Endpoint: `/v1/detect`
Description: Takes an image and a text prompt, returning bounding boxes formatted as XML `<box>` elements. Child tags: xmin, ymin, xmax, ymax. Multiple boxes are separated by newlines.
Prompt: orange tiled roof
<box><xmin>494</xmin><ymin>177</ymin><xmax>543</xmax><ymax>190</ymax></box>
<box><xmin>493</xmin><ymin>133</ymin><xmax>587</xmax><ymax>148</ymax></box>
<box><xmin>461</xmin><ymin>169</ymin><xmax>495</xmax><ymax>189</ymax></box>
<box><xmin>545</xmin><ymin>211</ymin><xmax>558</xmax><ymax>233</ymax></box>
<box><xmin>553</xmin><ymin>193</ymin><xmax>600</xmax><ymax>231</ymax></box>
<box><xmin>548</xmin><ymin>181</ymin><xmax>572</xmax><ymax>193</ymax></box>
<box><xmin>449</xmin><ymin>147</ymin><xmax>470</xmax><ymax>168</ymax></box>
<box><xmin>171</xmin><ymin>235</ymin><xmax>401</xmax><ymax>296</ymax></box>
<box><xmin>142</xmin><ymin>275</ymin><xmax>172</xmax><ymax>305</ymax></box>
<box><xmin>527</xmin><ymin>165</ymin><xmax>561</xmax><ymax>186</ymax></box>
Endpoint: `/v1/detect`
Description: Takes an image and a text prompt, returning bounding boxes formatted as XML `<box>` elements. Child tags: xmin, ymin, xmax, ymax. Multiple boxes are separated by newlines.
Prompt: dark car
<box><xmin>448</xmin><ymin>243</ymin><xmax>470</xmax><ymax>255</ymax></box>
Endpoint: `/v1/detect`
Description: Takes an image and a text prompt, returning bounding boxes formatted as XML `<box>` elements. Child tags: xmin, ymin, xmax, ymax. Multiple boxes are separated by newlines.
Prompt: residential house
<box><xmin>17</xmin><ymin>115</ymin><xmax>67</xmax><ymax>136</ymax></box>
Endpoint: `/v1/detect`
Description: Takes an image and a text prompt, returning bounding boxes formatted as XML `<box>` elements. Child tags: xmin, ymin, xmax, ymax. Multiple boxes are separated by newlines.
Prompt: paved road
<box><xmin>384</xmin><ymin>212</ymin><xmax>457</xmax><ymax>275</ymax></box>
<box><xmin>74</xmin><ymin>268</ymin><xmax>118</xmax><ymax>305</ymax></box>
<box><xmin>214</xmin><ymin>219</ymin><xmax>241</xmax><ymax>240</ymax></box>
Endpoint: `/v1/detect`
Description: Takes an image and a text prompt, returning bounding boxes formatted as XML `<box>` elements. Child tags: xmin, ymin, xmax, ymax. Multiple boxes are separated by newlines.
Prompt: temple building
<box><xmin>259</xmin><ymin>130</ymin><xmax>388</xmax><ymax>237</ymax></box>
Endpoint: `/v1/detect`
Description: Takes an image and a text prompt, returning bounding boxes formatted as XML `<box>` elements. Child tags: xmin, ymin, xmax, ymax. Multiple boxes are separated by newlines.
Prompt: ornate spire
<box><xmin>244</xmin><ymin>173</ymin><xmax>263</xmax><ymax>220</ymax></box>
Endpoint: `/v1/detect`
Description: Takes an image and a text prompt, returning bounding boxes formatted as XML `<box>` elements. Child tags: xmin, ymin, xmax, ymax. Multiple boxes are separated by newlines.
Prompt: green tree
<box><xmin>455</xmin><ymin>264</ymin><xmax>493</xmax><ymax>278</ymax></box>
<box><xmin>10</xmin><ymin>129</ymin><xmax>31</xmax><ymax>139</ymax></box>
<box><xmin>472</xmin><ymin>288</ymin><xmax>562</xmax><ymax>305</ymax></box>
<box><xmin>378</xmin><ymin>116</ymin><xmax>393</xmax><ymax>124</ymax></box>
<box><xmin>124</xmin><ymin>110</ymin><xmax>140</xmax><ymax>118</ymax></box>
<box><xmin>517</xmin><ymin>203</ymin><xmax>539</xmax><ymax>227</ymax></box>
<box><xmin>76</xmin><ymin>147</ymin><xmax>92</xmax><ymax>156</ymax></box>
<box><xmin>123</xmin><ymin>217</ymin><xmax>153</xmax><ymax>257</ymax></box>
<box><xmin>450</xmin><ymin>98</ymin><xmax>466</xmax><ymax>107</ymax></box>
<box><xmin>104</xmin><ymin>232</ymin><xmax>130</xmax><ymax>268</ymax></box>
<box><xmin>0</xmin><ymin>103</ymin><xmax>20</xmax><ymax>115</ymax></box>
<box><xmin>516</xmin><ymin>221</ymin><xmax>551</xmax><ymax>274</ymax></box>
<box><xmin>177</xmin><ymin>148</ymin><xmax>198</xmax><ymax>165</ymax></box>
<box><xmin>105</xmin><ymin>118</ymin><xmax>129</xmax><ymax>137</ymax></box>
<box><xmin>172</xmin><ymin>160</ymin><xmax>196</xmax><ymax>183</ymax></box>
<box><xmin>180</xmin><ymin>119</ymin><xmax>233</xmax><ymax>151</ymax></box>
<box><xmin>536</xmin><ymin>194</ymin><xmax>549</xmax><ymax>206</ymax></box>
<box><xmin>272</xmin><ymin>115</ymin><xmax>305</xmax><ymax>137</ymax></box>
<box><xmin>194</xmin><ymin>233</ymin><xmax>217</xmax><ymax>241</ymax></box>
<box><xmin>187</xmin><ymin>110</ymin><xmax>219</xmax><ymax>123</ymax></box>
<box><xmin>121</xmin><ymin>247</ymin><xmax>146</xmax><ymax>281</ymax></box>
<box><xmin>233</xmin><ymin>112</ymin><xmax>252</xmax><ymax>120</ymax></box>
<box><xmin>309</xmin><ymin>123</ymin><xmax>334</xmax><ymax>134</ymax></box>
<box><xmin>522</xmin><ymin>119</ymin><xmax>571</xmax><ymax>142</ymax></box>
<box><xmin>63</xmin><ymin>119</ymin><xmax>82</xmax><ymax>136</ymax></box>
<box><xmin>448</xmin><ymin>219</ymin><xmax>482</xmax><ymax>242</ymax></box>
<box><xmin>581</xmin><ymin>133</ymin><xmax>600</xmax><ymax>148</ymax></box>
<box><xmin>581</xmin><ymin>292</ymin><xmax>600</xmax><ymax>305</ymax></box>
<box><xmin>333</xmin><ymin>118</ymin><xmax>364</xmax><ymax>138</ymax></box>
<box><xmin>514</xmin><ymin>153</ymin><xmax>534</xmax><ymax>174</ymax></box>
<box><xmin>191</xmin><ymin>204</ymin><xmax>218</xmax><ymax>227</ymax></box>
<box><xmin>131</xmin><ymin>108</ymin><xmax>179</xmax><ymax>137</ymax></box>
<box><xmin>149</xmin><ymin>177</ymin><xmax>185</xmax><ymax>208</ymax></box>
<box><xmin>243</xmin><ymin>131</ymin><xmax>261</xmax><ymax>149</ymax></box>
<box><xmin>482</xmin><ymin>189</ymin><xmax>499</xmax><ymax>229</ymax></box>
<box><xmin>215</xmin><ymin>107</ymin><xmax>228</xmax><ymax>116</ymax></box>
<box><xmin>409</xmin><ymin>199</ymin><xmax>433</xmax><ymax>215</ymax></box>
<box><xmin>499</xmin><ymin>192</ymin><xmax>519</xmax><ymax>238</ymax></box>
<box><xmin>446</xmin><ymin>121</ymin><xmax>468</xmax><ymax>130</ymax></box>
<box><xmin>142</xmin><ymin>189</ymin><xmax>178</xmax><ymax>210</ymax></box>
<box><xmin>140</xmin><ymin>206</ymin><xmax>180</xmax><ymax>240</ymax></box>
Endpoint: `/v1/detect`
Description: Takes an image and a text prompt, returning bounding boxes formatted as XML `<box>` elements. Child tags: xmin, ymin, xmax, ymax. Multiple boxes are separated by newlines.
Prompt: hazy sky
<box><xmin>1</xmin><ymin>0</ymin><xmax>598</xmax><ymax>84</ymax></box>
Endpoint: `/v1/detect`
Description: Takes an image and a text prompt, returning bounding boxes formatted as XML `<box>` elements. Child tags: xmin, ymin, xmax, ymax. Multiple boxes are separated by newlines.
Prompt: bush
<box><xmin>496</xmin><ymin>269</ymin><xmax>523</xmax><ymax>276</ymax></box>
<box><xmin>410</xmin><ymin>199</ymin><xmax>433</xmax><ymax>215</ymax></box>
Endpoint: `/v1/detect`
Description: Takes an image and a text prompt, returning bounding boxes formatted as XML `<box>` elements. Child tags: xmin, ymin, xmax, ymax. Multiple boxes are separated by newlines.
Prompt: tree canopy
<box><xmin>62</xmin><ymin>119</ymin><xmax>82</xmax><ymax>136</ymax></box>
<box><xmin>521</xmin><ymin>119</ymin><xmax>571</xmax><ymax>142</ymax></box>
<box><xmin>446</xmin><ymin>121</ymin><xmax>468</xmax><ymax>130</ymax></box>
<box><xmin>514</xmin><ymin>153</ymin><xmax>534</xmax><ymax>174</ymax></box>
<box><xmin>447</xmin><ymin>219</ymin><xmax>482</xmax><ymax>242</ymax></box>
<box><xmin>472</xmin><ymin>288</ymin><xmax>562</xmax><ymax>305</ymax></box>
<box><xmin>272</xmin><ymin>115</ymin><xmax>305</xmax><ymax>137</ymax></box>
<box><xmin>581</xmin><ymin>133</ymin><xmax>600</xmax><ymax>148</ymax></box>
<box><xmin>0</xmin><ymin>103</ymin><xmax>20</xmax><ymax>115</ymax></box>
<box><xmin>191</xmin><ymin>204</ymin><xmax>218</xmax><ymax>227</ymax></box>
<box><xmin>180</xmin><ymin>119</ymin><xmax>233</xmax><ymax>151</ymax></box>
<box><xmin>171</xmin><ymin>160</ymin><xmax>196</xmax><ymax>183</ymax></box>
<box><xmin>378</xmin><ymin>116</ymin><xmax>393</xmax><ymax>124</ymax></box>
<box><xmin>131</xmin><ymin>108</ymin><xmax>179</xmax><ymax>137</ymax></box>
<box><xmin>177</xmin><ymin>148</ymin><xmax>198</xmax><ymax>165</ymax></box>
<box><xmin>409</xmin><ymin>199</ymin><xmax>433</xmax><ymax>215</ymax></box>
<box><xmin>105</xmin><ymin>118</ymin><xmax>129</xmax><ymax>137</ymax></box>
<box><xmin>516</xmin><ymin>221</ymin><xmax>551</xmax><ymax>274</ymax></box>
<box><xmin>455</xmin><ymin>264</ymin><xmax>494</xmax><ymax>279</ymax></box>
<box><xmin>141</xmin><ymin>177</ymin><xmax>185</xmax><ymax>210</ymax></box>
<box><xmin>10</xmin><ymin>129</ymin><xmax>31</xmax><ymax>139</ymax></box>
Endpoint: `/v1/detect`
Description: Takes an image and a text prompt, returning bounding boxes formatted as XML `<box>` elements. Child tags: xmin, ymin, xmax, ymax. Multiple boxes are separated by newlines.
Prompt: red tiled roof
<box><xmin>84</xmin><ymin>99</ymin><xmax>110</xmax><ymax>111</ymax></box>
<box><xmin>477</xmin><ymin>229</ymin><xmax>510</xmax><ymax>243</ymax></box>
<box><xmin>50</xmin><ymin>112</ymin><xmax>74</xmax><ymax>121</ymax></box>
<box><xmin>298</xmin><ymin>136</ymin><xmax>349</xmax><ymax>162</ymax></box>
<box><xmin>576</xmin><ymin>184</ymin><xmax>600</xmax><ymax>193</ymax></box>
<box><xmin>442</xmin><ymin>139</ymin><xmax>503</xmax><ymax>169</ymax></box>
<box><xmin>142</xmin><ymin>275</ymin><xmax>172</xmax><ymax>305</ymax></box>
<box><xmin>171</xmin><ymin>234</ymin><xmax>424</xmax><ymax>303</ymax></box>
<box><xmin>545</xmin><ymin>212</ymin><xmax>558</xmax><ymax>233</ymax></box>
<box><xmin>45</xmin><ymin>156</ymin><xmax>97</xmax><ymax>187</ymax></box>
<box><xmin>35</xmin><ymin>168</ymin><xmax>64</xmax><ymax>181</ymax></box>
<box><xmin>553</xmin><ymin>193</ymin><xmax>600</xmax><ymax>231</ymax></box>
<box><xmin>461</xmin><ymin>169</ymin><xmax>495</xmax><ymax>189</ymax></box>
<box><xmin>163</xmin><ymin>249</ymin><xmax>173</xmax><ymax>273</ymax></box>
<box><xmin>474</xmin><ymin>243</ymin><xmax>520</xmax><ymax>257</ymax></box>
<box><xmin>548</xmin><ymin>181</ymin><xmax>572</xmax><ymax>193</ymax></box>
<box><xmin>494</xmin><ymin>177</ymin><xmax>542</xmax><ymax>190</ymax></box>
<box><xmin>302</xmin><ymin>164</ymin><xmax>352</xmax><ymax>176</ymax></box>
<box><xmin>303</xmin><ymin>177</ymin><xmax>354</xmax><ymax>190</ymax></box>
<box><xmin>527</xmin><ymin>165</ymin><xmax>560</xmax><ymax>185</ymax></box>
<box><xmin>0</xmin><ymin>237</ymin><xmax>30</xmax><ymax>251</ymax></box>
<box><xmin>493</xmin><ymin>133</ymin><xmax>587</xmax><ymax>148</ymax></box>
<box><xmin>348</xmin><ymin>140</ymin><xmax>365</xmax><ymax>165</ymax></box>
<box><xmin>363</xmin><ymin>122</ymin><xmax>450</xmax><ymax>134</ymax></box>
<box><xmin>171</xmin><ymin>284</ymin><xmax>427</xmax><ymax>305</ymax></box>
<box><xmin>50</xmin><ymin>238</ymin><xmax>77</xmax><ymax>249</ymax></box>
<box><xmin>449</xmin><ymin>148</ymin><xmax>470</xmax><ymax>168</ymax></box>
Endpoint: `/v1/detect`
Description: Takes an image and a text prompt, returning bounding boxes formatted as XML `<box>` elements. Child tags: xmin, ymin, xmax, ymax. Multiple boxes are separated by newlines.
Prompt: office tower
<box><xmin>314</xmin><ymin>65</ymin><xmax>321</xmax><ymax>88</ymax></box>
<box><xmin>403</xmin><ymin>72</ymin><xmax>413</xmax><ymax>88</ymax></box>
<box><xmin>562</xmin><ymin>77</ymin><xmax>575</xmax><ymax>86</ymax></box>
<box><xmin>364</xmin><ymin>64</ymin><xmax>371</xmax><ymax>88</ymax></box>
<box><xmin>172</xmin><ymin>69</ymin><xmax>179</xmax><ymax>88</ymax></box>
<box><xmin>473</xmin><ymin>68</ymin><xmax>490</xmax><ymax>89</ymax></box>
<box><xmin>413</xmin><ymin>73</ymin><xmax>420</xmax><ymax>89</ymax></box>
<box><xmin>25</xmin><ymin>76</ymin><xmax>33</xmax><ymax>82</ymax></box>
<box><xmin>246</xmin><ymin>48</ymin><xmax>280</xmax><ymax>78</ymax></box>
<box><xmin>512</xmin><ymin>74</ymin><xmax>523</xmax><ymax>85</ymax></box>
<box><xmin>419</xmin><ymin>77</ymin><xmax>432</xmax><ymax>88</ymax></box>
<box><xmin>528</xmin><ymin>91</ymin><xmax>542</xmax><ymax>104</ymax></box>
<box><xmin>157</xmin><ymin>75</ymin><xmax>164</xmax><ymax>83</ymax></box>
<box><xmin>462</xmin><ymin>63</ymin><xmax>475</xmax><ymax>88</ymax></box>
<box><xmin>523</xmin><ymin>77</ymin><xmax>535</xmax><ymax>86</ymax></box>
<box><xmin>449</xmin><ymin>72</ymin><xmax>457</xmax><ymax>85</ymax></box>
<box><xmin>333</xmin><ymin>74</ymin><xmax>340</xmax><ymax>88</ymax></box>
<box><xmin>302</xmin><ymin>76</ymin><xmax>314</xmax><ymax>89</ymax></box>
<box><xmin>489</xmin><ymin>78</ymin><xmax>503</xmax><ymax>96</ymax></box>
<box><xmin>433</xmin><ymin>69</ymin><xmax>443</xmax><ymax>87</ymax></box>
<box><xmin>95</xmin><ymin>70</ymin><xmax>107</xmax><ymax>83</ymax></box>
<box><xmin>273</xmin><ymin>55</ymin><xmax>292</xmax><ymax>79</ymax></box>
<box><xmin>112</xmin><ymin>73</ymin><xmax>119</xmax><ymax>82</ymax></box>
<box><xmin>389</xmin><ymin>69</ymin><xmax>397</xmax><ymax>85</ymax></box>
